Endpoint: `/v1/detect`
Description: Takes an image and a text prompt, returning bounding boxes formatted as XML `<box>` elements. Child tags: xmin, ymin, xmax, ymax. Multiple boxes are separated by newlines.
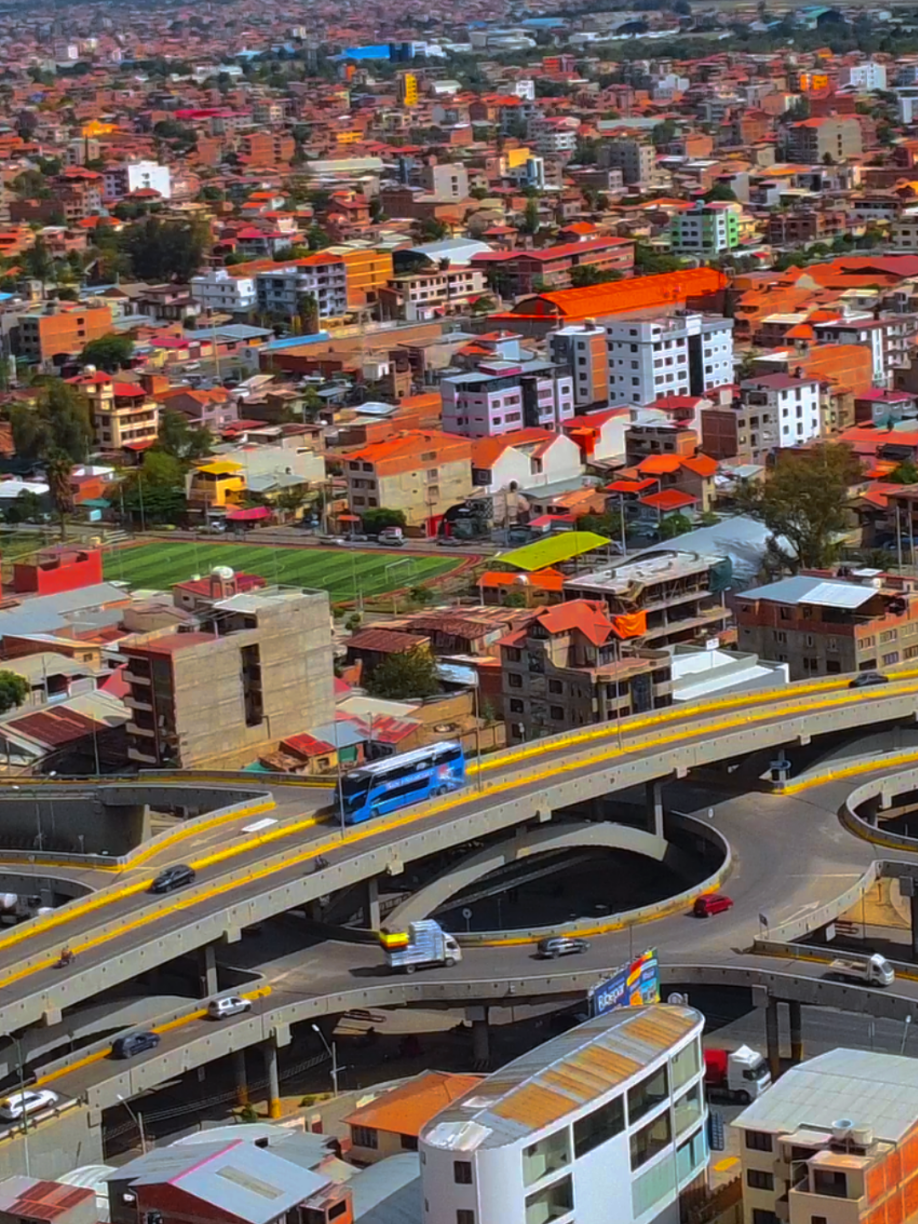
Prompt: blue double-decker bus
<box><xmin>340</xmin><ymin>741</ymin><xmax>466</xmax><ymax>825</ymax></box>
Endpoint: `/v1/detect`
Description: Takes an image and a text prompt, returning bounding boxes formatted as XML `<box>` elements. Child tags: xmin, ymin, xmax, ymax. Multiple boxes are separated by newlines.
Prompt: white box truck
<box><xmin>383</xmin><ymin>920</ymin><xmax>462</xmax><ymax>973</ymax></box>
<box><xmin>827</xmin><ymin>952</ymin><xmax>895</xmax><ymax>987</ymax></box>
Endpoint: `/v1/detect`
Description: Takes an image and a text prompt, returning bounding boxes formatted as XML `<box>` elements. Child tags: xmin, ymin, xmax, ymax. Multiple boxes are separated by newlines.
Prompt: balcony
<box><xmin>124</xmin><ymin>694</ymin><xmax>153</xmax><ymax>713</ymax></box>
<box><xmin>126</xmin><ymin>722</ymin><xmax>155</xmax><ymax>739</ymax></box>
<box><xmin>123</xmin><ymin>669</ymin><xmax>151</xmax><ymax>686</ymax></box>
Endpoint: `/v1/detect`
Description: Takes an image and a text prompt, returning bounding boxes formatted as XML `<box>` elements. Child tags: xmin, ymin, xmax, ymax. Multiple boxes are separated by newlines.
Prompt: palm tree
<box><xmin>44</xmin><ymin>449</ymin><xmax>74</xmax><ymax>540</ymax></box>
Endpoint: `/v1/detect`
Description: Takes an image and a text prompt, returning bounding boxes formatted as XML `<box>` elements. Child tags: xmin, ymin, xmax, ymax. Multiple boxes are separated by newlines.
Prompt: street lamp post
<box><xmin>117</xmin><ymin>1094</ymin><xmax>147</xmax><ymax>1153</ymax></box>
<box><xmin>311</xmin><ymin>1024</ymin><xmax>339</xmax><ymax>1097</ymax></box>
<box><xmin>4</xmin><ymin>1034</ymin><xmax>29</xmax><ymax>1175</ymax></box>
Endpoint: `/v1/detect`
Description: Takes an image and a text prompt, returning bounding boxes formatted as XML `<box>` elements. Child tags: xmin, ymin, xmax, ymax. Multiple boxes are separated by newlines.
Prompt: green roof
<box><xmin>498</xmin><ymin>531</ymin><xmax>611</xmax><ymax>572</ymax></box>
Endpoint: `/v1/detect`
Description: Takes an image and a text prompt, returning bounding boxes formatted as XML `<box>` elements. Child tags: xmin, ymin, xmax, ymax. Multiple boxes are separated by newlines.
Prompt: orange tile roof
<box><xmin>638</xmin><ymin>454</ymin><xmax>682</xmax><ymax>475</ymax></box>
<box><xmin>344</xmin><ymin>1072</ymin><xmax>483</xmax><ymax>1137</ymax></box>
<box><xmin>471</xmin><ymin>428</ymin><xmax>555</xmax><ymax>469</ymax></box>
<box><xmin>536</xmin><ymin>599</ymin><xmax>614</xmax><ymax>646</ymax></box>
<box><xmin>681</xmin><ymin>453</ymin><xmax>718</xmax><ymax>478</ymax></box>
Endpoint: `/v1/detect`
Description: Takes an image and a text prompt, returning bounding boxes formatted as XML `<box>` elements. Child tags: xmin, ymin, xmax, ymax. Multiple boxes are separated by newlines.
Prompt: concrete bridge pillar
<box><xmin>789</xmin><ymin>1001</ymin><xmax>803</xmax><ymax>1064</ymax></box>
<box><xmin>765</xmin><ymin>998</ymin><xmax>781</xmax><ymax>1082</ymax></box>
<box><xmin>234</xmin><ymin>1049</ymin><xmax>248</xmax><ymax>1106</ymax></box>
<box><xmin>263</xmin><ymin>1040</ymin><xmax>281</xmax><ymax>1119</ymax></box>
<box><xmin>645</xmin><ymin>781</ymin><xmax>664</xmax><ymax>838</ymax></box>
<box><xmin>364</xmin><ymin>877</ymin><xmax>381</xmax><ymax>930</ymax></box>
<box><xmin>469</xmin><ymin>1007</ymin><xmax>490</xmax><ymax>1065</ymax></box>
<box><xmin>199</xmin><ymin>944</ymin><xmax>218</xmax><ymax>998</ymax></box>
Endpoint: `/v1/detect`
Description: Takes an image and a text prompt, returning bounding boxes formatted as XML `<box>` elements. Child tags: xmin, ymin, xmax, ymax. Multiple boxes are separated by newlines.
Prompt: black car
<box><xmin>849</xmin><ymin>671</ymin><xmax>889</xmax><ymax>689</ymax></box>
<box><xmin>112</xmin><ymin>1030</ymin><xmax>161</xmax><ymax>1059</ymax></box>
<box><xmin>150</xmin><ymin>864</ymin><xmax>196</xmax><ymax>894</ymax></box>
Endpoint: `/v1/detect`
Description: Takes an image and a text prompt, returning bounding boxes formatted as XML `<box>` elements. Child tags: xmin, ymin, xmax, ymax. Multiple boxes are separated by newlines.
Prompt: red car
<box><xmin>693</xmin><ymin>893</ymin><xmax>734</xmax><ymax>918</ymax></box>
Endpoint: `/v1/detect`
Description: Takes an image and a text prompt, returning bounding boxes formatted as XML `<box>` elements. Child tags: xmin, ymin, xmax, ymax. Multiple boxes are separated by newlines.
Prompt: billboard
<box><xmin>588</xmin><ymin>949</ymin><xmax>660</xmax><ymax>1018</ymax></box>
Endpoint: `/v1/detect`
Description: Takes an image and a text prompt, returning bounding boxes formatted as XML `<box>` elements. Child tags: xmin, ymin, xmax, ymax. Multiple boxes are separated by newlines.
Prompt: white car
<box><xmin>207</xmin><ymin>996</ymin><xmax>252</xmax><ymax>1020</ymax></box>
<box><xmin>0</xmin><ymin>1089</ymin><xmax>58</xmax><ymax>1121</ymax></box>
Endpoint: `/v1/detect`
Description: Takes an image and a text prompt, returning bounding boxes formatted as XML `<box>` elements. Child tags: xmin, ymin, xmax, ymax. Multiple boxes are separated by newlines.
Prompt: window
<box><xmin>630</xmin><ymin>1112</ymin><xmax>672</xmax><ymax>1170</ymax></box>
<box><xmin>747</xmin><ymin>1170</ymin><xmax>774</xmax><ymax>1190</ymax></box>
<box><xmin>751</xmin><ymin>1211</ymin><xmax>778</xmax><ymax>1224</ymax></box>
<box><xmin>745</xmin><ymin>1131</ymin><xmax>773</xmax><ymax>1152</ymax></box>
<box><xmin>883</xmin><ymin>652</ymin><xmax>899</xmax><ymax>665</ymax></box>
<box><xmin>510</xmin><ymin>699</ymin><xmax>524</xmax><ymax>713</ymax></box>
<box><xmin>401</xmin><ymin>1134</ymin><xmax>418</xmax><ymax>1151</ymax></box>
<box><xmin>328</xmin><ymin>1203</ymin><xmax>348</xmax><ymax>1221</ymax></box>
<box><xmin>508</xmin><ymin>673</ymin><xmax>522</xmax><ymax>688</ymax></box>
<box><xmin>573</xmin><ymin>1095</ymin><xmax>624</xmax><ymax>1157</ymax></box>
<box><xmin>548</xmin><ymin>679</ymin><xmax>563</xmax><ymax>694</ymax></box>
<box><xmin>457</xmin><ymin>1212</ymin><xmax>475</xmax><ymax>1224</ymax></box>
<box><xmin>454</xmin><ymin>1161</ymin><xmax>473</xmax><ymax>1185</ymax></box>
<box><xmin>352</xmin><ymin>1126</ymin><xmax>378</xmax><ymax>1149</ymax></box>
<box><xmin>524</xmin><ymin>1175</ymin><xmax>573</xmax><ymax>1224</ymax></box>
<box><xmin>523</xmin><ymin>1129</ymin><xmax>570</xmax><ymax>1186</ymax></box>
<box><xmin>674</xmin><ymin>1084</ymin><xmax>702</xmax><ymax>1136</ymax></box>
<box><xmin>628</xmin><ymin>1065</ymin><xmax>668</xmax><ymax>1124</ymax></box>
<box><xmin>550</xmin><ymin>705</ymin><xmax>565</xmax><ymax>721</ymax></box>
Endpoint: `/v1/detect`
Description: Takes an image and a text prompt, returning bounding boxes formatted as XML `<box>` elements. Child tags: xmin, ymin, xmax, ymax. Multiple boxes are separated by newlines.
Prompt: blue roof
<box><xmin>263</xmin><ymin>331</ymin><xmax>329</xmax><ymax>350</ymax></box>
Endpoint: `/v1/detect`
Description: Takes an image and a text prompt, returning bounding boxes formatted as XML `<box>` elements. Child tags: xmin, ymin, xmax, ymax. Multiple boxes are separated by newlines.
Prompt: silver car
<box><xmin>537</xmin><ymin>937</ymin><xmax>589</xmax><ymax>960</ymax></box>
<box><xmin>207</xmin><ymin>996</ymin><xmax>252</xmax><ymax>1020</ymax></box>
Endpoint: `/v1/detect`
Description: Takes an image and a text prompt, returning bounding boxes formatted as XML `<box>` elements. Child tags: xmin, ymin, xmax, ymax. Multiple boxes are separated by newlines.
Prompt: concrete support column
<box><xmin>472</xmin><ymin>1012</ymin><xmax>490</xmax><ymax>1066</ymax></box>
<box><xmin>199</xmin><ymin>944</ymin><xmax>218</xmax><ymax>998</ymax></box>
<box><xmin>765</xmin><ymin>998</ymin><xmax>781</xmax><ymax>1083</ymax></box>
<box><xmin>645</xmin><ymin>780</ymin><xmax>664</xmax><ymax>838</ymax></box>
<box><xmin>233</xmin><ymin>1049</ymin><xmax>248</xmax><ymax>1106</ymax></box>
<box><xmin>263</xmin><ymin>1040</ymin><xmax>281</xmax><ymax>1120</ymax></box>
<box><xmin>789</xmin><ymin>1001</ymin><xmax>803</xmax><ymax>1065</ymax></box>
<box><xmin>364</xmin><ymin>877</ymin><xmax>381</xmax><ymax>930</ymax></box>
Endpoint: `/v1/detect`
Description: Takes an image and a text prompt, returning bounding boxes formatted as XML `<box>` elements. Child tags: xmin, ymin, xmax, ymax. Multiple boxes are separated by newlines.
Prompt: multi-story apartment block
<box><xmin>441</xmin><ymin>361</ymin><xmax>575</xmax><ymax>438</ymax></box>
<box><xmin>419</xmin><ymin>161</ymin><xmax>468</xmax><ymax>199</ymax></box>
<box><xmin>742</xmin><ymin>373</ymin><xmax>822</xmax><ymax>448</ymax></box>
<box><xmin>734</xmin><ymin>1048</ymin><xmax>918</xmax><ymax>1224</ymax></box>
<box><xmin>812</xmin><ymin>314</ymin><xmax>918</xmax><ymax>385</ymax></box>
<box><xmin>103</xmin><ymin>160</ymin><xmax>171</xmax><ymax>200</ymax></box>
<box><xmin>499</xmin><ymin>600</ymin><xmax>672</xmax><ymax>741</ymax></box>
<box><xmin>564</xmin><ymin>551</ymin><xmax>732</xmax><ymax>650</ymax></box>
<box><xmin>122</xmin><ymin>586</ymin><xmax>334</xmax><ymax>769</ymax></box>
<box><xmin>69</xmin><ymin>372</ymin><xmax>159</xmax><ymax>452</ymax></box>
<box><xmin>255</xmin><ymin>254</ymin><xmax>348</xmax><ymax>321</ymax></box>
<box><xmin>548</xmin><ymin>321</ymin><xmax>611</xmax><ymax>408</ymax></box>
<box><xmin>382</xmin><ymin>264</ymin><xmax>487</xmax><ymax>322</ymax></box>
<box><xmin>345</xmin><ymin>429</ymin><xmax>473</xmax><ymax>536</ymax></box>
<box><xmin>420</xmin><ymin>1003</ymin><xmax>708</xmax><ymax>1224</ymax></box>
<box><xmin>670</xmin><ymin>200</ymin><xmax>740</xmax><ymax>255</ymax></box>
<box><xmin>840</xmin><ymin>60</ymin><xmax>888</xmax><ymax>90</ymax></box>
<box><xmin>734</xmin><ymin>570</ymin><xmax>918</xmax><ymax>679</ymax></box>
<box><xmin>785</xmin><ymin>116</ymin><xmax>863</xmax><ymax>162</ymax></box>
<box><xmin>17</xmin><ymin>303</ymin><xmax>114</xmax><ymax>366</ymax></box>
<box><xmin>528</xmin><ymin>115</ymin><xmax>578</xmax><ymax>158</ymax></box>
<box><xmin>598</xmin><ymin>138</ymin><xmax>658</xmax><ymax>187</ymax></box>
<box><xmin>190</xmin><ymin>268</ymin><xmax>258</xmax><ymax>315</ymax></box>
<box><xmin>765</xmin><ymin>207</ymin><xmax>848</xmax><ymax>246</ymax></box>
<box><xmin>601</xmin><ymin>313</ymin><xmax>734</xmax><ymax>407</ymax></box>
<box><xmin>474</xmin><ymin>238</ymin><xmax>635</xmax><ymax>297</ymax></box>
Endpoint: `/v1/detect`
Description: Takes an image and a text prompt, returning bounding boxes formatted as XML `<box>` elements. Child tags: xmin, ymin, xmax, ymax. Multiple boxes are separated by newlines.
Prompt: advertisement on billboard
<box><xmin>588</xmin><ymin>949</ymin><xmax>660</xmax><ymax>1018</ymax></box>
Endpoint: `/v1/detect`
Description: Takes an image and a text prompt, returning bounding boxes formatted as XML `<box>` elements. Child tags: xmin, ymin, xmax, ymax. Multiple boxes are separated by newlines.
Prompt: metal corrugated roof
<box><xmin>421</xmin><ymin>1004</ymin><xmax>702</xmax><ymax>1151</ymax></box>
<box><xmin>733</xmin><ymin>1048</ymin><xmax>918</xmax><ymax>1143</ymax></box>
<box><xmin>741</xmin><ymin>575</ymin><xmax>876</xmax><ymax>609</ymax></box>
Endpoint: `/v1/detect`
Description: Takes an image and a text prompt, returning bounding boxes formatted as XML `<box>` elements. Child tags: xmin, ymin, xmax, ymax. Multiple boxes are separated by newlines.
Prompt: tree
<box><xmin>409</xmin><ymin>584</ymin><xmax>434</xmax><ymax>606</ymax></box>
<box><xmin>365</xmin><ymin>646</ymin><xmax>440</xmax><ymax>700</ymax></box>
<box><xmin>81</xmin><ymin>333</ymin><xmax>134</xmax><ymax>372</ymax></box>
<box><xmin>521</xmin><ymin>197</ymin><xmax>540</xmax><ymax>235</ymax></box>
<box><xmin>297</xmin><ymin>290</ymin><xmax>320</xmax><ymax>335</ymax></box>
<box><xmin>361</xmin><ymin>507</ymin><xmax>406</xmax><ymax>534</ymax></box>
<box><xmin>652</xmin><ymin>119</ymin><xmax>677</xmax><ymax>148</ymax></box>
<box><xmin>658</xmin><ymin>512</ymin><xmax>693</xmax><ymax>539</ymax></box>
<box><xmin>156</xmin><ymin>410</ymin><xmax>213</xmax><ymax>461</ymax></box>
<box><xmin>890</xmin><ymin>460</ymin><xmax>918</xmax><ymax>485</ymax></box>
<box><xmin>21</xmin><ymin>236</ymin><xmax>54</xmax><ymax>287</ymax></box>
<box><xmin>44</xmin><ymin>449</ymin><xmax>75</xmax><ymax>538</ymax></box>
<box><xmin>633</xmin><ymin>243</ymin><xmax>686</xmax><ymax>275</ymax></box>
<box><xmin>569</xmin><ymin>265</ymin><xmax>623</xmax><ymax>288</ymax></box>
<box><xmin>743</xmin><ymin>443</ymin><xmax>863</xmax><ymax>570</ymax></box>
<box><xmin>121</xmin><ymin>216</ymin><xmax>210</xmax><ymax>282</ymax></box>
<box><xmin>0</xmin><ymin>671</ymin><xmax>29</xmax><ymax>716</ymax></box>
<box><xmin>117</xmin><ymin>450</ymin><xmax>187</xmax><ymax>526</ymax></box>
<box><xmin>10</xmin><ymin>379</ymin><xmax>92</xmax><ymax>464</ymax></box>
<box><xmin>306</xmin><ymin>224</ymin><xmax>330</xmax><ymax>251</ymax></box>
<box><xmin>703</xmin><ymin>183</ymin><xmax>737</xmax><ymax>203</ymax></box>
<box><xmin>577</xmin><ymin>509</ymin><xmax>624</xmax><ymax>539</ymax></box>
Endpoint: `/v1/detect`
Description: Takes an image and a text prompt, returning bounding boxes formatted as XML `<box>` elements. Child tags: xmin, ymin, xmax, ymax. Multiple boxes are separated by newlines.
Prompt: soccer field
<box><xmin>103</xmin><ymin>542</ymin><xmax>462</xmax><ymax>602</ymax></box>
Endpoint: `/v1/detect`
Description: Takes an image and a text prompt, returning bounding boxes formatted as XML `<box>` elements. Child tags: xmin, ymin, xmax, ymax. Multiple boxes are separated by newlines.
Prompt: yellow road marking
<box><xmin>3</xmin><ymin>679</ymin><xmax>918</xmax><ymax>980</ymax></box>
<box><xmin>781</xmin><ymin>749</ymin><xmax>918</xmax><ymax>795</ymax></box>
<box><xmin>33</xmin><ymin>986</ymin><xmax>272</xmax><ymax>1087</ymax></box>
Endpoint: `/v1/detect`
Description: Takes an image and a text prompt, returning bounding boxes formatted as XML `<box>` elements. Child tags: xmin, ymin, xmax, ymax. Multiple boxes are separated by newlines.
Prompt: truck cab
<box><xmin>828</xmin><ymin>952</ymin><xmax>895</xmax><ymax>987</ymax></box>
<box><xmin>705</xmin><ymin>1044</ymin><xmax>771</xmax><ymax>1103</ymax></box>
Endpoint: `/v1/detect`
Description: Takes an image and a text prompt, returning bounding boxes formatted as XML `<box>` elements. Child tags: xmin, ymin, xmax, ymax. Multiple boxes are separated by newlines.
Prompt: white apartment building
<box><xmin>441</xmin><ymin>360</ymin><xmax>575</xmax><ymax>438</ymax></box>
<box><xmin>840</xmin><ymin>60</ymin><xmax>887</xmax><ymax>91</ymax></box>
<box><xmin>602</xmin><ymin>313</ymin><xmax>734</xmax><ymax>407</ymax></box>
<box><xmin>734</xmin><ymin>1048</ymin><xmax>918</xmax><ymax>1224</ymax></box>
<box><xmin>102</xmin><ymin>160</ymin><xmax>172</xmax><ymax>201</ymax></box>
<box><xmin>740</xmin><ymin>373</ymin><xmax>822</xmax><ymax>446</ymax></box>
<box><xmin>528</xmin><ymin>116</ymin><xmax>579</xmax><ymax>157</ymax></box>
<box><xmin>255</xmin><ymin>255</ymin><xmax>348</xmax><ymax>321</ymax></box>
<box><xmin>420</xmin><ymin>1003</ymin><xmax>708</xmax><ymax>1224</ymax></box>
<box><xmin>190</xmin><ymin>268</ymin><xmax>258</xmax><ymax>314</ymax></box>
<box><xmin>390</xmin><ymin>265</ymin><xmax>487</xmax><ymax>322</ymax></box>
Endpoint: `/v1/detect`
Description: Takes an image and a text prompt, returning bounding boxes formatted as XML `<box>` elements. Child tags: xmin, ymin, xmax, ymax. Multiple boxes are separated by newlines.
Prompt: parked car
<box><xmin>536</xmin><ymin>936</ymin><xmax>589</xmax><ymax>959</ymax></box>
<box><xmin>150</xmin><ymin>864</ymin><xmax>195</xmax><ymax>894</ymax></box>
<box><xmin>849</xmin><ymin>671</ymin><xmax>889</xmax><ymax>689</ymax></box>
<box><xmin>112</xmin><ymin>1031</ymin><xmax>161</xmax><ymax>1059</ymax></box>
<box><xmin>0</xmin><ymin>1089</ymin><xmax>58</xmax><ymax>1121</ymax></box>
<box><xmin>693</xmin><ymin>893</ymin><xmax>734</xmax><ymax>918</ymax></box>
<box><xmin>207</xmin><ymin>996</ymin><xmax>253</xmax><ymax>1020</ymax></box>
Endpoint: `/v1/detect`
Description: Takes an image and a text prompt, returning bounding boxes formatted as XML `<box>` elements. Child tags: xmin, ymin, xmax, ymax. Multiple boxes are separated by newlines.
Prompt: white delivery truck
<box><xmin>382</xmin><ymin>920</ymin><xmax>462</xmax><ymax>973</ymax></box>
<box><xmin>828</xmin><ymin>952</ymin><xmax>895</xmax><ymax>987</ymax></box>
<box><xmin>703</xmin><ymin>1045</ymin><xmax>771</xmax><ymax>1103</ymax></box>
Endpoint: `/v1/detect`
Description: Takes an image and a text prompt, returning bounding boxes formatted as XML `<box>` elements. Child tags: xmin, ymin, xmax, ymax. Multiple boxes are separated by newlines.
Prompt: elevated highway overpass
<box><xmin>4</xmin><ymin>675</ymin><xmax>918</xmax><ymax>1173</ymax></box>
